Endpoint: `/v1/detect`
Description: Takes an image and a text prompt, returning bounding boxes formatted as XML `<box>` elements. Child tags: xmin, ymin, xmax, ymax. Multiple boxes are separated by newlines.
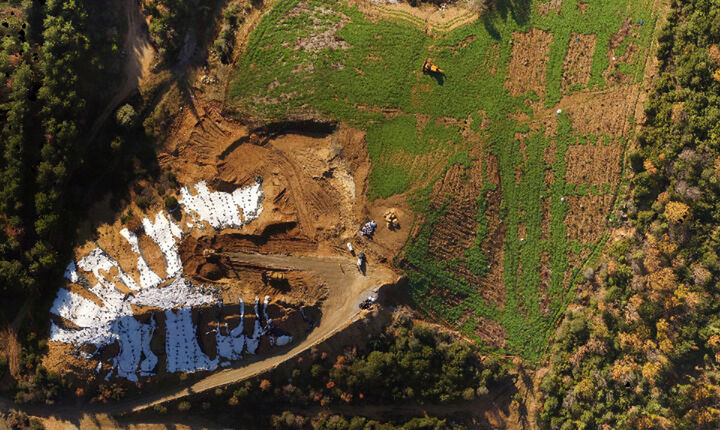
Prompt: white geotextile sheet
<box><xmin>49</xmin><ymin>180</ymin><xmax>295</xmax><ymax>380</ymax></box>
<box><xmin>165</xmin><ymin>307</ymin><xmax>217</xmax><ymax>373</ymax></box>
<box><xmin>179</xmin><ymin>180</ymin><xmax>264</xmax><ymax>230</ymax></box>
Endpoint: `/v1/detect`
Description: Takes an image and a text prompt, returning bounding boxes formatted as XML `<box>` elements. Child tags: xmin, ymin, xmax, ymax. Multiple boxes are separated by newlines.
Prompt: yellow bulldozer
<box><xmin>262</xmin><ymin>271</ymin><xmax>287</xmax><ymax>285</ymax></box>
<box><xmin>422</xmin><ymin>58</ymin><xmax>444</xmax><ymax>74</ymax></box>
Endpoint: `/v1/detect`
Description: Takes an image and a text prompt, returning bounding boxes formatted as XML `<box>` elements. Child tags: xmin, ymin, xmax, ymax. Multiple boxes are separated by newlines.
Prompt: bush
<box><xmin>135</xmin><ymin>196</ymin><xmax>151</xmax><ymax>211</ymax></box>
<box><xmin>115</xmin><ymin>104</ymin><xmax>137</xmax><ymax>128</ymax></box>
<box><xmin>165</xmin><ymin>196</ymin><xmax>178</xmax><ymax>211</ymax></box>
<box><xmin>110</xmin><ymin>136</ymin><xmax>124</xmax><ymax>152</ymax></box>
<box><xmin>177</xmin><ymin>400</ymin><xmax>191</xmax><ymax>412</ymax></box>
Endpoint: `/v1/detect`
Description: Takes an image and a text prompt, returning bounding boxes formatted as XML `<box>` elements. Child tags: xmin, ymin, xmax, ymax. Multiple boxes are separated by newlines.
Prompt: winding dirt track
<box><xmin>1</xmin><ymin>251</ymin><xmax>397</xmax><ymax>420</ymax></box>
<box><xmin>108</xmin><ymin>251</ymin><xmax>399</xmax><ymax>414</ymax></box>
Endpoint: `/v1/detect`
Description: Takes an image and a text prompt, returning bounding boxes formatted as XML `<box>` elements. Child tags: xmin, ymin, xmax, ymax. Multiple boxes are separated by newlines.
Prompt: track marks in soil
<box><xmin>428</xmin><ymin>163</ymin><xmax>483</xmax><ymax>263</ymax></box>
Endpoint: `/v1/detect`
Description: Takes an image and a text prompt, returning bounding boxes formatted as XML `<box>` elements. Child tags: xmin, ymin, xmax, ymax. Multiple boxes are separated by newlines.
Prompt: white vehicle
<box><xmin>357</xmin><ymin>251</ymin><xmax>365</xmax><ymax>269</ymax></box>
<box><xmin>346</xmin><ymin>242</ymin><xmax>354</xmax><ymax>253</ymax></box>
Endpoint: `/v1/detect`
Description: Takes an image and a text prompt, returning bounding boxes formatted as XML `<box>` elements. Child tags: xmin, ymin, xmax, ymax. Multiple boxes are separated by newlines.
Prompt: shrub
<box><xmin>165</xmin><ymin>196</ymin><xmax>178</xmax><ymax>211</ymax></box>
<box><xmin>115</xmin><ymin>104</ymin><xmax>137</xmax><ymax>128</ymax></box>
<box><xmin>135</xmin><ymin>196</ymin><xmax>151</xmax><ymax>211</ymax></box>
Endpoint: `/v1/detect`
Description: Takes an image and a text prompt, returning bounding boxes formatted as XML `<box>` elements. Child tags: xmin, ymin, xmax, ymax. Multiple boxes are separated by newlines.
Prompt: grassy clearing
<box><xmin>229</xmin><ymin>0</ymin><xmax>658</xmax><ymax>359</ymax></box>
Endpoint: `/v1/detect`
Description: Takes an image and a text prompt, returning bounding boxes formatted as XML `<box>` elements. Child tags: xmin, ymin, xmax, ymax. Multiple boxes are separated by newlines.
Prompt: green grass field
<box><xmin>229</xmin><ymin>0</ymin><xmax>659</xmax><ymax>359</ymax></box>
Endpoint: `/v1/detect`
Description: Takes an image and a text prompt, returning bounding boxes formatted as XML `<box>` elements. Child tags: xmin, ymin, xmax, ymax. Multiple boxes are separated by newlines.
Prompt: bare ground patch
<box><xmin>428</xmin><ymin>161</ymin><xmax>484</xmax><ymax>262</ymax></box>
<box><xmin>426</xmin><ymin>152</ymin><xmax>505</xmax><ymax>308</ymax></box>
<box><xmin>565</xmin><ymin>194</ymin><xmax>614</xmax><ymax>243</ymax></box>
<box><xmin>474</xmin><ymin>316</ymin><xmax>507</xmax><ymax>349</ymax></box>
<box><xmin>476</xmin><ymin>185</ymin><xmax>506</xmax><ymax>308</ymax></box>
<box><xmin>539</xmin><ymin>0</ymin><xmax>562</xmax><ymax>16</ymax></box>
<box><xmin>292</xmin><ymin>5</ymin><xmax>350</xmax><ymax>52</ymax></box>
<box><xmin>565</xmin><ymin>139</ymin><xmax>623</xmax><ymax>186</ymax></box>
<box><xmin>566</xmin><ymin>85</ymin><xmax>637</xmax><ymax>136</ymax></box>
<box><xmin>562</xmin><ymin>33</ymin><xmax>596</xmax><ymax>91</ymax></box>
<box><xmin>544</xmin><ymin>141</ymin><xmax>556</xmax><ymax>165</ymax></box>
<box><xmin>578</xmin><ymin>1</ymin><xmax>588</xmax><ymax>14</ymax></box>
<box><xmin>410</xmin><ymin>82</ymin><xmax>433</xmax><ymax>109</ymax></box>
<box><xmin>505</xmin><ymin>29</ymin><xmax>554</xmax><ymax>97</ymax></box>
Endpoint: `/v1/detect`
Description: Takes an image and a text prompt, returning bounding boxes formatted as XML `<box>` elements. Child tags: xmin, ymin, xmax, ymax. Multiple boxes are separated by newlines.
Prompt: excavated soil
<box><xmin>44</xmin><ymin>88</ymin><xmax>407</xmax><ymax>388</ymax></box>
<box><xmin>46</xmin><ymin>300</ymin><xmax>313</xmax><ymax>385</ymax></box>
<box><xmin>564</xmin><ymin>194</ymin><xmax>615</xmax><ymax>243</ymax></box>
<box><xmin>565</xmin><ymin>139</ymin><xmax>624</xmax><ymax>186</ymax></box>
<box><xmin>505</xmin><ymin>29</ymin><xmax>554</xmax><ymax>97</ymax></box>
<box><xmin>159</xmin><ymin>99</ymin><xmax>371</xmax><ymax>248</ymax></box>
<box><xmin>179</xmin><ymin>233</ymin><xmax>328</xmax><ymax>305</ymax></box>
<box><xmin>562</xmin><ymin>33</ymin><xmax>596</xmax><ymax>91</ymax></box>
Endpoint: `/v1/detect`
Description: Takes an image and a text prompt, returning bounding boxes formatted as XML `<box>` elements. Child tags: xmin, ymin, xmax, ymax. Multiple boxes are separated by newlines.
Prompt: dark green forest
<box><xmin>538</xmin><ymin>0</ymin><xmax>720</xmax><ymax>427</ymax></box>
<box><xmin>0</xmin><ymin>0</ymin><xmax>117</xmax><ymax>316</ymax></box>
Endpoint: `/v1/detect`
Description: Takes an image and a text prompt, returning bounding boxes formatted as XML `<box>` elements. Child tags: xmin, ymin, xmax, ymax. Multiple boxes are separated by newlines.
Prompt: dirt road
<box><xmin>2</xmin><ymin>251</ymin><xmax>397</xmax><ymax>419</ymax></box>
<box><xmin>108</xmin><ymin>251</ymin><xmax>399</xmax><ymax>413</ymax></box>
<box><xmin>88</xmin><ymin>0</ymin><xmax>155</xmax><ymax>141</ymax></box>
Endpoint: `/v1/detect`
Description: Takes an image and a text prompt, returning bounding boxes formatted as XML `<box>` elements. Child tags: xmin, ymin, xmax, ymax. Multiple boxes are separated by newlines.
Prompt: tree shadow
<box><xmin>482</xmin><ymin>0</ymin><xmax>533</xmax><ymax>40</ymax></box>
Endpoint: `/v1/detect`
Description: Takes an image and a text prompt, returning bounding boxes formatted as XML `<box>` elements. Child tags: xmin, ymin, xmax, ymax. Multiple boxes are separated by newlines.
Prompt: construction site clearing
<box><xmin>44</xmin><ymin>111</ymin><xmax>406</xmax><ymax>393</ymax></box>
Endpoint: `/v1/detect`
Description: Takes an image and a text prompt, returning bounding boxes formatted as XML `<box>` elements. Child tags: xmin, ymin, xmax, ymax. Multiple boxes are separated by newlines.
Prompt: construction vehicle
<box><xmin>384</xmin><ymin>209</ymin><xmax>399</xmax><ymax>230</ymax></box>
<box><xmin>360</xmin><ymin>220</ymin><xmax>377</xmax><ymax>237</ymax></box>
<box><xmin>357</xmin><ymin>251</ymin><xmax>365</xmax><ymax>270</ymax></box>
<box><xmin>262</xmin><ymin>271</ymin><xmax>287</xmax><ymax>285</ymax></box>
<box><xmin>422</xmin><ymin>58</ymin><xmax>444</xmax><ymax>74</ymax></box>
<box><xmin>359</xmin><ymin>296</ymin><xmax>376</xmax><ymax>310</ymax></box>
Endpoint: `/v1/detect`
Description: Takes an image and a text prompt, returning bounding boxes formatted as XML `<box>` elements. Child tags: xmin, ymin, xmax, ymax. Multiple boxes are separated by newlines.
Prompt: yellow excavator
<box><xmin>422</xmin><ymin>58</ymin><xmax>444</xmax><ymax>75</ymax></box>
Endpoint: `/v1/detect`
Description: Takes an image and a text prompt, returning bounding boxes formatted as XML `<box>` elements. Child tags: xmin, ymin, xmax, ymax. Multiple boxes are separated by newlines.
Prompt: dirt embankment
<box><xmin>159</xmin><ymin>97</ymin><xmax>411</xmax><ymax>261</ymax></box>
<box><xmin>35</xmin><ymin>78</ymin><xmax>412</xmax><ymax>410</ymax></box>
